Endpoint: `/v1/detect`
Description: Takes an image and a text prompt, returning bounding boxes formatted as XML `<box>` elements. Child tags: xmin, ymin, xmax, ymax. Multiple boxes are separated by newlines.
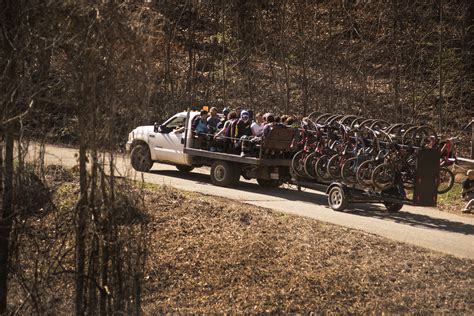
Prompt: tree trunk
<box><xmin>438</xmin><ymin>0</ymin><xmax>444</xmax><ymax>132</ymax></box>
<box><xmin>0</xmin><ymin>128</ymin><xmax>14</xmax><ymax>313</ymax></box>
<box><xmin>392</xmin><ymin>0</ymin><xmax>402</xmax><ymax>121</ymax></box>
<box><xmin>76</xmin><ymin>107</ymin><xmax>88</xmax><ymax>316</ymax></box>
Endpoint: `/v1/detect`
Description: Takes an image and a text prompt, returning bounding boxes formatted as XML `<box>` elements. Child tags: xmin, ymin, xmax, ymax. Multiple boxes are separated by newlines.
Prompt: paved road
<box><xmin>27</xmin><ymin>143</ymin><xmax>474</xmax><ymax>259</ymax></box>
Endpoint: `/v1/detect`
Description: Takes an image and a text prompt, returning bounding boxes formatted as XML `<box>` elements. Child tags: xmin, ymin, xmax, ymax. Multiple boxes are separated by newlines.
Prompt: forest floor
<box><xmin>8</xmin><ymin>168</ymin><xmax>473</xmax><ymax>314</ymax></box>
<box><xmin>141</xmin><ymin>184</ymin><xmax>473</xmax><ymax>313</ymax></box>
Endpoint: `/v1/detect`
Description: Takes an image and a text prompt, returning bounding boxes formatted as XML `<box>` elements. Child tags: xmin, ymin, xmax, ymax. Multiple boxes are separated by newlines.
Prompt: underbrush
<box><xmin>8</xmin><ymin>165</ymin><xmax>151</xmax><ymax>314</ymax></box>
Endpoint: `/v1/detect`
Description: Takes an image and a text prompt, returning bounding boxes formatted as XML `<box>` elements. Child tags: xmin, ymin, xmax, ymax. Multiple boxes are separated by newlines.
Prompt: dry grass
<box><xmin>7</xmin><ymin>172</ymin><xmax>473</xmax><ymax>314</ymax></box>
<box><xmin>142</xmin><ymin>185</ymin><xmax>473</xmax><ymax>314</ymax></box>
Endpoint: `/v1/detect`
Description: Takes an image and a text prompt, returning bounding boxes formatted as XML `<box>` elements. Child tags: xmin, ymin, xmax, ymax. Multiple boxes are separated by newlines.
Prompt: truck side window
<box><xmin>161</xmin><ymin>117</ymin><xmax>186</xmax><ymax>133</ymax></box>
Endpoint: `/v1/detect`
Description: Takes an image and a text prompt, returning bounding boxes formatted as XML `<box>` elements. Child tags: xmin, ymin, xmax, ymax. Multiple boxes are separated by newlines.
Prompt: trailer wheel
<box><xmin>210</xmin><ymin>161</ymin><xmax>239</xmax><ymax>187</ymax></box>
<box><xmin>130</xmin><ymin>144</ymin><xmax>153</xmax><ymax>172</ymax></box>
<box><xmin>328</xmin><ymin>186</ymin><xmax>348</xmax><ymax>211</ymax></box>
<box><xmin>176</xmin><ymin>165</ymin><xmax>194</xmax><ymax>173</ymax></box>
<box><xmin>384</xmin><ymin>202</ymin><xmax>403</xmax><ymax>212</ymax></box>
<box><xmin>257</xmin><ymin>178</ymin><xmax>281</xmax><ymax>188</ymax></box>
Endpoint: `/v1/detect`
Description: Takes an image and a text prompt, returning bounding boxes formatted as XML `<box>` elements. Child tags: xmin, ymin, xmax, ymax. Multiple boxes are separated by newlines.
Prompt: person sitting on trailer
<box><xmin>234</xmin><ymin>110</ymin><xmax>253</xmax><ymax>156</ymax></box>
<box><xmin>263</xmin><ymin>113</ymin><xmax>275</xmax><ymax>138</ymax></box>
<box><xmin>213</xmin><ymin>110</ymin><xmax>238</xmax><ymax>152</ymax></box>
<box><xmin>462</xmin><ymin>169</ymin><xmax>474</xmax><ymax>213</ymax></box>
<box><xmin>207</xmin><ymin>107</ymin><xmax>220</xmax><ymax>134</ymax></box>
<box><xmin>217</xmin><ymin>107</ymin><xmax>231</xmax><ymax>130</ymax></box>
<box><xmin>192</xmin><ymin>110</ymin><xmax>209</xmax><ymax>149</ymax></box>
<box><xmin>251</xmin><ymin>112</ymin><xmax>264</xmax><ymax>137</ymax></box>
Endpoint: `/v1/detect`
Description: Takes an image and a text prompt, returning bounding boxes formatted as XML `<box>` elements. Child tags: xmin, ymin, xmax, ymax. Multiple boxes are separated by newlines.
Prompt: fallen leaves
<box><xmin>141</xmin><ymin>186</ymin><xmax>473</xmax><ymax>314</ymax></box>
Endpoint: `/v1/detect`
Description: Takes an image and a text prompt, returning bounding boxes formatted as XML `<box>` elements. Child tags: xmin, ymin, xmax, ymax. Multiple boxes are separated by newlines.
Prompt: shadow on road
<box><xmin>148</xmin><ymin>169</ymin><xmax>474</xmax><ymax>236</ymax></box>
<box><xmin>150</xmin><ymin>169</ymin><xmax>328</xmax><ymax>204</ymax></box>
<box><xmin>347</xmin><ymin>207</ymin><xmax>474</xmax><ymax>236</ymax></box>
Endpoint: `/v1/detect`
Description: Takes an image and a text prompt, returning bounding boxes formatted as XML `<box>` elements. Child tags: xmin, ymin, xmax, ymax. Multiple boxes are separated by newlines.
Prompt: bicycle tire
<box><xmin>315</xmin><ymin>155</ymin><xmax>332</xmax><ymax>181</ymax></box>
<box><xmin>291</xmin><ymin>150</ymin><xmax>307</xmax><ymax>178</ymax></box>
<box><xmin>437</xmin><ymin>167</ymin><xmax>454</xmax><ymax>194</ymax></box>
<box><xmin>359</xmin><ymin>119</ymin><xmax>375</xmax><ymax>128</ymax></box>
<box><xmin>339</xmin><ymin>115</ymin><xmax>358</xmax><ymax>125</ymax></box>
<box><xmin>341</xmin><ymin>157</ymin><xmax>358</xmax><ymax>184</ymax></box>
<box><xmin>350</xmin><ymin>117</ymin><xmax>365</xmax><ymax>128</ymax></box>
<box><xmin>327</xmin><ymin>154</ymin><xmax>344</xmax><ymax>179</ymax></box>
<box><xmin>303</xmin><ymin>152</ymin><xmax>319</xmax><ymax>179</ymax></box>
<box><xmin>402</xmin><ymin>125</ymin><xmax>419</xmax><ymax>145</ymax></box>
<box><xmin>356</xmin><ymin>159</ymin><xmax>376</xmax><ymax>187</ymax></box>
<box><xmin>414</xmin><ymin>125</ymin><xmax>437</xmax><ymax>147</ymax></box>
<box><xmin>371</xmin><ymin>163</ymin><xmax>395</xmax><ymax>191</ymax></box>
<box><xmin>315</xmin><ymin>113</ymin><xmax>333</xmax><ymax>124</ymax></box>
<box><xmin>369</xmin><ymin>119</ymin><xmax>390</xmax><ymax>131</ymax></box>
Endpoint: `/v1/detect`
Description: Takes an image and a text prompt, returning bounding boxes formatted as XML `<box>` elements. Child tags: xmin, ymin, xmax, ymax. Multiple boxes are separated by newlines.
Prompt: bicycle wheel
<box><xmin>341</xmin><ymin>157</ymin><xmax>358</xmax><ymax>184</ymax></box>
<box><xmin>303</xmin><ymin>152</ymin><xmax>319</xmax><ymax>179</ymax></box>
<box><xmin>372</xmin><ymin>163</ymin><xmax>395</xmax><ymax>191</ymax></box>
<box><xmin>369</xmin><ymin>119</ymin><xmax>390</xmax><ymax>131</ymax></box>
<box><xmin>315</xmin><ymin>155</ymin><xmax>332</xmax><ymax>182</ymax></box>
<box><xmin>402</xmin><ymin>125</ymin><xmax>419</xmax><ymax>145</ymax></box>
<box><xmin>359</xmin><ymin>119</ymin><xmax>375</xmax><ymax>128</ymax></box>
<box><xmin>438</xmin><ymin>167</ymin><xmax>454</xmax><ymax>194</ymax></box>
<box><xmin>414</xmin><ymin>125</ymin><xmax>437</xmax><ymax>147</ymax></box>
<box><xmin>324</xmin><ymin>114</ymin><xmax>340</xmax><ymax>124</ymax></box>
<box><xmin>350</xmin><ymin>117</ymin><xmax>365</xmax><ymax>129</ymax></box>
<box><xmin>291</xmin><ymin>150</ymin><xmax>307</xmax><ymax>178</ymax></box>
<box><xmin>339</xmin><ymin>115</ymin><xmax>358</xmax><ymax>126</ymax></box>
<box><xmin>356</xmin><ymin>159</ymin><xmax>376</xmax><ymax>187</ymax></box>
<box><xmin>326</xmin><ymin>114</ymin><xmax>345</xmax><ymax>124</ymax></box>
<box><xmin>401</xmin><ymin>172</ymin><xmax>415</xmax><ymax>190</ymax></box>
<box><xmin>386</xmin><ymin>123</ymin><xmax>404</xmax><ymax>134</ymax></box>
<box><xmin>401</xmin><ymin>153</ymin><xmax>417</xmax><ymax>189</ymax></box>
<box><xmin>315</xmin><ymin>113</ymin><xmax>333</xmax><ymax>124</ymax></box>
<box><xmin>327</xmin><ymin>154</ymin><xmax>344</xmax><ymax>179</ymax></box>
<box><xmin>308</xmin><ymin>111</ymin><xmax>321</xmax><ymax>121</ymax></box>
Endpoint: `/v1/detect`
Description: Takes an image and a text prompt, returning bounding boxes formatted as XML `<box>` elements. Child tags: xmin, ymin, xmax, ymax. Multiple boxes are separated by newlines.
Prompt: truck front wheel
<box><xmin>130</xmin><ymin>144</ymin><xmax>153</xmax><ymax>172</ymax></box>
<box><xmin>210</xmin><ymin>161</ymin><xmax>240</xmax><ymax>187</ymax></box>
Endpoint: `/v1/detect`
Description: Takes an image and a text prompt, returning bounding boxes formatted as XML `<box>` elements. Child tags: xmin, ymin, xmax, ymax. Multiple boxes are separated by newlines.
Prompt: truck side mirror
<box><xmin>154</xmin><ymin>122</ymin><xmax>160</xmax><ymax>133</ymax></box>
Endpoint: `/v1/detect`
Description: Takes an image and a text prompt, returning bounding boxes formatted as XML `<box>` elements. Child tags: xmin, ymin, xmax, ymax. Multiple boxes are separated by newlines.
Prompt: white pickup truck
<box><xmin>126</xmin><ymin>111</ymin><xmax>296</xmax><ymax>187</ymax></box>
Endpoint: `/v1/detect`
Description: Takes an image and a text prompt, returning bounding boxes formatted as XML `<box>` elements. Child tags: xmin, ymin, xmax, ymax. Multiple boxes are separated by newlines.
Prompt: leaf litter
<box><xmin>142</xmin><ymin>185</ymin><xmax>473</xmax><ymax>313</ymax></box>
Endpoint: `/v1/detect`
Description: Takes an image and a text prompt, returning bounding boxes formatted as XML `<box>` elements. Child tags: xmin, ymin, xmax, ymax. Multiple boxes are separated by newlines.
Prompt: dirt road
<box><xmin>27</xmin><ymin>143</ymin><xmax>474</xmax><ymax>259</ymax></box>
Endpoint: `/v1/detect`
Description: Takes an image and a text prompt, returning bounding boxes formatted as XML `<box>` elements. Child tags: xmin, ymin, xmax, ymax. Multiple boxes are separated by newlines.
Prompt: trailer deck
<box><xmin>184</xmin><ymin>148</ymin><xmax>291</xmax><ymax>167</ymax></box>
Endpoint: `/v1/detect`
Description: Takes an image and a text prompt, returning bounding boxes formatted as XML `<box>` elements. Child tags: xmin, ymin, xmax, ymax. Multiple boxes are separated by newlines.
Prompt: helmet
<box><xmin>240</xmin><ymin>110</ymin><xmax>250</xmax><ymax>121</ymax></box>
<box><xmin>223</xmin><ymin>107</ymin><xmax>231</xmax><ymax>115</ymax></box>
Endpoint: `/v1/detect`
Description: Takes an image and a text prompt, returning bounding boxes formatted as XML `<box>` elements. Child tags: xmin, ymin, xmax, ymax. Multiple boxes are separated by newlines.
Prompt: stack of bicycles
<box><xmin>290</xmin><ymin>112</ymin><xmax>455</xmax><ymax>194</ymax></box>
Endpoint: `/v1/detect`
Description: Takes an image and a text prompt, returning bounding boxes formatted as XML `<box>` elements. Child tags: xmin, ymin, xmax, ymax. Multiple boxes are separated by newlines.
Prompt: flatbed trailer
<box><xmin>290</xmin><ymin>178</ymin><xmax>410</xmax><ymax>212</ymax></box>
<box><xmin>288</xmin><ymin>148</ymin><xmax>440</xmax><ymax>212</ymax></box>
<box><xmin>183</xmin><ymin>148</ymin><xmax>291</xmax><ymax>167</ymax></box>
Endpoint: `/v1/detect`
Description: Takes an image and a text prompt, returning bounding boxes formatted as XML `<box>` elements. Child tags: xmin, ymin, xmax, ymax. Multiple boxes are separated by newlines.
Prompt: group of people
<box><xmin>191</xmin><ymin>107</ymin><xmax>297</xmax><ymax>156</ymax></box>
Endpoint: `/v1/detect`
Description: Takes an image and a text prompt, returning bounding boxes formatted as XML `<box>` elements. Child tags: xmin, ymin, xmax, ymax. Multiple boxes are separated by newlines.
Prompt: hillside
<box><xmin>1</xmin><ymin>1</ymin><xmax>472</xmax><ymax>153</ymax></box>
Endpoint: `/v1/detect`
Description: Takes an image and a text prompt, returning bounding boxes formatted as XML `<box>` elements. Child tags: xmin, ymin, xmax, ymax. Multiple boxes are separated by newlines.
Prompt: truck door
<box><xmin>149</xmin><ymin>115</ymin><xmax>187</xmax><ymax>164</ymax></box>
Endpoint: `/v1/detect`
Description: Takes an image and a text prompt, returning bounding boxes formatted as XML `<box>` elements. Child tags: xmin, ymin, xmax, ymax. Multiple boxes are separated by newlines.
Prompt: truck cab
<box><xmin>126</xmin><ymin>111</ymin><xmax>200</xmax><ymax>171</ymax></box>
